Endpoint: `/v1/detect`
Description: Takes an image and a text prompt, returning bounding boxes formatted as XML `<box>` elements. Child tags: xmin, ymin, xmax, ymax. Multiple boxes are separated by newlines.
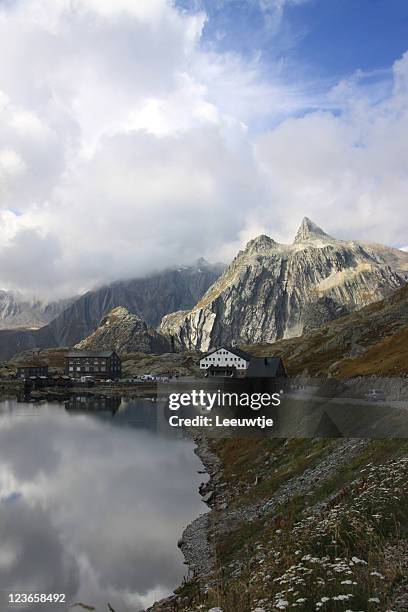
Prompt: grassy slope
<box><xmin>177</xmin><ymin>439</ymin><xmax>408</xmax><ymax>612</ymax></box>
<box><xmin>336</xmin><ymin>324</ymin><xmax>408</xmax><ymax>377</ymax></box>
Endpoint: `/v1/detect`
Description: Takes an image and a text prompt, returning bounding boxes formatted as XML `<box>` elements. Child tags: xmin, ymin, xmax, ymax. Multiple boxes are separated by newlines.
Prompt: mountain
<box><xmin>0</xmin><ymin>291</ymin><xmax>74</xmax><ymax>330</ymax></box>
<box><xmin>74</xmin><ymin>306</ymin><xmax>171</xmax><ymax>354</ymax></box>
<box><xmin>46</xmin><ymin>259</ymin><xmax>223</xmax><ymax>347</ymax></box>
<box><xmin>0</xmin><ymin>260</ymin><xmax>223</xmax><ymax>360</ymax></box>
<box><xmin>160</xmin><ymin>218</ymin><xmax>408</xmax><ymax>351</ymax></box>
<box><xmin>244</xmin><ymin>282</ymin><xmax>408</xmax><ymax>377</ymax></box>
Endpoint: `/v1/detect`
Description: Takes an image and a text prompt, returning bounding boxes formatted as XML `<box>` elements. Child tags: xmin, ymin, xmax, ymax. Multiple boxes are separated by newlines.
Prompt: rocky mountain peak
<box><xmin>160</xmin><ymin>225</ymin><xmax>408</xmax><ymax>351</ymax></box>
<box><xmin>294</xmin><ymin>217</ymin><xmax>332</xmax><ymax>243</ymax></box>
<box><xmin>194</xmin><ymin>257</ymin><xmax>211</xmax><ymax>268</ymax></box>
<box><xmin>102</xmin><ymin>306</ymin><xmax>131</xmax><ymax>322</ymax></box>
<box><xmin>244</xmin><ymin>234</ymin><xmax>277</xmax><ymax>255</ymax></box>
<box><xmin>75</xmin><ymin>307</ymin><xmax>171</xmax><ymax>354</ymax></box>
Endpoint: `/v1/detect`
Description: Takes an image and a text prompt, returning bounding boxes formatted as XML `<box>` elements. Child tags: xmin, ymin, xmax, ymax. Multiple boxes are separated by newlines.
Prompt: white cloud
<box><xmin>0</xmin><ymin>0</ymin><xmax>407</xmax><ymax>299</ymax></box>
<box><xmin>0</xmin><ymin>0</ymin><xmax>309</xmax><ymax>298</ymax></box>
<box><xmin>0</xmin><ymin>149</ymin><xmax>26</xmax><ymax>177</ymax></box>
<box><xmin>254</xmin><ymin>52</ymin><xmax>408</xmax><ymax>247</ymax></box>
<box><xmin>258</xmin><ymin>0</ymin><xmax>313</xmax><ymax>31</ymax></box>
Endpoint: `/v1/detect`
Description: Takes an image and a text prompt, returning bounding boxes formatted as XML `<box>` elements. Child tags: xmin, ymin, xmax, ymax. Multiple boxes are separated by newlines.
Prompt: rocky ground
<box><xmin>147</xmin><ymin>437</ymin><xmax>408</xmax><ymax>612</ymax></box>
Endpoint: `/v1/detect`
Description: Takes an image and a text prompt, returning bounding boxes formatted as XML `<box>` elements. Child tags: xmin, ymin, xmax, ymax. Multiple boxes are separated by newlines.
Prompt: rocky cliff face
<box><xmin>74</xmin><ymin>307</ymin><xmax>171</xmax><ymax>354</ymax></box>
<box><xmin>0</xmin><ymin>291</ymin><xmax>73</xmax><ymax>330</ymax></box>
<box><xmin>0</xmin><ymin>260</ymin><xmax>222</xmax><ymax>360</ymax></box>
<box><xmin>160</xmin><ymin>218</ymin><xmax>408</xmax><ymax>351</ymax></box>
<box><xmin>47</xmin><ymin>259</ymin><xmax>223</xmax><ymax>348</ymax></box>
<box><xmin>244</xmin><ymin>282</ymin><xmax>408</xmax><ymax>377</ymax></box>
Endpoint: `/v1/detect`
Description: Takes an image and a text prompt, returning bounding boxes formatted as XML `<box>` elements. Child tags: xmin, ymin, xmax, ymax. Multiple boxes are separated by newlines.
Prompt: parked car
<box><xmin>80</xmin><ymin>375</ymin><xmax>94</xmax><ymax>383</ymax></box>
<box><xmin>365</xmin><ymin>389</ymin><xmax>386</xmax><ymax>402</ymax></box>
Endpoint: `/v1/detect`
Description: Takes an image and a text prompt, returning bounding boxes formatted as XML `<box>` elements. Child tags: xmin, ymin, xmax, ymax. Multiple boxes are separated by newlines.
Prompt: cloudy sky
<box><xmin>0</xmin><ymin>0</ymin><xmax>408</xmax><ymax>298</ymax></box>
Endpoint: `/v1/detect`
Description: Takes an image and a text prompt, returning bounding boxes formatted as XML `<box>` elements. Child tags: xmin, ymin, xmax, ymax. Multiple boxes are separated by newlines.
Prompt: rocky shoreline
<box><xmin>145</xmin><ymin>434</ymin><xmax>222</xmax><ymax>611</ymax></box>
<box><xmin>178</xmin><ymin>434</ymin><xmax>222</xmax><ymax>578</ymax></box>
<box><xmin>145</xmin><ymin>436</ymin><xmax>376</xmax><ymax>612</ymax></box>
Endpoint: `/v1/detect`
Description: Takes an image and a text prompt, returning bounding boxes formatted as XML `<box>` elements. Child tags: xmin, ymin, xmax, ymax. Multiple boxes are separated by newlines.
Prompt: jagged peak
<box><xmin>294</xmin><ymin>217</ymin><xmax>332</xmax><ymax>243</ymax></box>
<box><xmin>99</xmin><ymin>306</ymin><xmax>145</xmax><ymax>326</ymax></box>
<box><xmin>108</xmin><ymin>306</ymin><xmax>130</xmax><ymax>316</ymax></box>
<box><xmin>244</xmin><ymin>234</ymin><xmax>277</xmax><ymax>254</ymax></box>
<box><xmin>194</xmin><ymin>257</ymin><xmax>210</xmax><ymax>267</ymax></box>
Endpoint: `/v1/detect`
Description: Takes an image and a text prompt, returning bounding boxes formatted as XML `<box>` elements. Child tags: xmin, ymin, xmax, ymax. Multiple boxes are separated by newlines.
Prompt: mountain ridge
<box><xmin>160</xmin><ymin>219</ymin><xmax>408</xmax><ymax>351</ymax></box>
<box><xmin>243</xmin><ymin>282</ymin><xmax>408</xmax><ymax>378</ymax></box>
<box><xmin>0</xmin><ymin>260</ymin><xmax>223</xmax><ymax>360</ymax></box>
<box><xmin>0</xmin><ymin>291</ymin><xmax>74</xmax><ymax>330</ymax></box>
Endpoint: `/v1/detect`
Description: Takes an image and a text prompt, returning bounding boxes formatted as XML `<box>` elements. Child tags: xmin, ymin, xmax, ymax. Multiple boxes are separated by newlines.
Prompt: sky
<box><xmin>0</xmin><ymin>0</ymin><xmax>408</xmax><ymax>299</ymax></box>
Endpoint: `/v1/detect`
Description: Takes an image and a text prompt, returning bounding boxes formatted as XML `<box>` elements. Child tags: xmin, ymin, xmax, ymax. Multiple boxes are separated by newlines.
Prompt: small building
<box><xmin>16</xmin><ymin>364</ymin><xmax>49</xmax><ymax>379</ymax></box>
<box><xmin>246</xmin><ymin>356</ymin><xmax>287</xmax><ymax>392</ymax></box>
<box><xmin>65</xmin><ymin>350</ymin><xmax>122</xmax><ymax>379</ymax></box>
<box><xmin>246</xmin><ymin>357</ymin><xmax>287</xmax><ymax>378</ymax></box>
<box><xmin>200</xmin><ymin>348</ymin><xmax>287</xmax><ymax>382</ymax></box>
<box><xmin>200</xmin><ymin>347</ymin><xmax>252</xmax><ymax>378</ymax></box>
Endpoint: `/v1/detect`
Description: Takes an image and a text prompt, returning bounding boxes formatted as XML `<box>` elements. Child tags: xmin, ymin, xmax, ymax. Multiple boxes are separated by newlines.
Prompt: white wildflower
<box><xmin>370</xmin><ymin>571</ymin><xmax>384</xmax><ymax>579</ymax></box>
<box><xmin>351</xmin><ymin>557</ymin><xmax>367</xmax><ymax>565</ymax></box>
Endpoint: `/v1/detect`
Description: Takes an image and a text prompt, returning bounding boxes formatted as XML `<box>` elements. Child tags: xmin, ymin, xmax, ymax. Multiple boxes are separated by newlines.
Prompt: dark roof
<box><xmin>246</xmin><ymin>357</ymin><xmax>286</xmax><ymax>378</ymax></box>
<box><xmin>203</xmin><ymin>346</ymin><xmax>252</xmax><ymax>361</ymax></box>
<box><xmin>66</xmin><ymin>350</ymin><xmax>117</xmax><ymax>358</ymax></box>
<box><xmin>17</xmin><ymin>363</ymin><xmax>48</xmax><ymax>369</ymax></box>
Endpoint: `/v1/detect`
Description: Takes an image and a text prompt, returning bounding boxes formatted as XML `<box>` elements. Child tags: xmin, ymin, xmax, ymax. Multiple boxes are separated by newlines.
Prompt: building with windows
<box><xmin>65</xmin><ymin>350</ymin><xmax>122</xmax><ymax>379</ymax></box>
<box><xmin>199</xmin><ymin>348</ymin><xmax>287</xmax><ymax>381</ymax></box>
<box><xmin>16</xmin><ymin>364</ymin><xmax>49</xmax><ymax>379</ymax></box>
<box><xmin>199</xmin><ymin>347</ymin><xmax>252</xmax><ymax>377</ymax></box>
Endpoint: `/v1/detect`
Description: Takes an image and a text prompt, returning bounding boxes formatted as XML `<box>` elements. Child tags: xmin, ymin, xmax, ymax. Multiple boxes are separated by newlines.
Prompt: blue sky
<box><xmin>177</xmin><ymin>0</ymin><xmax>408</xmax><ymax>107</ymax></box>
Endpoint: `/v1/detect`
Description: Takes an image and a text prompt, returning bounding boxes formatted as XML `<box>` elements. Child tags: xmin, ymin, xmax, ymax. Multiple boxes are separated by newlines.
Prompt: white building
<box><xmin>199</xmin><ymin>347</ymin><xmax>252</xmax><ymax>377</ymax></box>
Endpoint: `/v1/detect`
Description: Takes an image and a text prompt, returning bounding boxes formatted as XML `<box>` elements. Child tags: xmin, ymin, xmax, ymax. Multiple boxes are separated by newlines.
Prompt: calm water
<box><xmin>0</xmin><ymin>397</ymin><xmax>206</xmax><ymax>611</ymax></box>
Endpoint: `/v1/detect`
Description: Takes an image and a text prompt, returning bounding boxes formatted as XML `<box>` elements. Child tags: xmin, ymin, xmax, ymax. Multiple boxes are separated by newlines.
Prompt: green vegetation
<box><xmin>174</xmin><ymin>439</ymin><xmax>408</xmax><ymax>612</ymax></box>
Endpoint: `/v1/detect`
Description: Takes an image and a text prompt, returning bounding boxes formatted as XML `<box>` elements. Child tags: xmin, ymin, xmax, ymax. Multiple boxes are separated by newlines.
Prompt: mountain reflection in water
<box><xmin>0</xmin><ymin>398</ymin><xmax>205</xmax><ymax>611</ymax></box>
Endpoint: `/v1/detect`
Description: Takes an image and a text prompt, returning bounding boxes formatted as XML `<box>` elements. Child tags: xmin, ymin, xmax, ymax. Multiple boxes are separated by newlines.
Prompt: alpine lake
<box><xmin>0</xmin><ymin>395</ymin><xmax>206</xmax><ymax>611</ymax></box>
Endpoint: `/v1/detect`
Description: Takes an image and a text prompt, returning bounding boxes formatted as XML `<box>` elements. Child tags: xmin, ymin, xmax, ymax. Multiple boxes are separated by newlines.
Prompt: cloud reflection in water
<box><xmin>0</xmin><ymin>401</ymin><xmax>205</xmax><ymax>611</ymax></box>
